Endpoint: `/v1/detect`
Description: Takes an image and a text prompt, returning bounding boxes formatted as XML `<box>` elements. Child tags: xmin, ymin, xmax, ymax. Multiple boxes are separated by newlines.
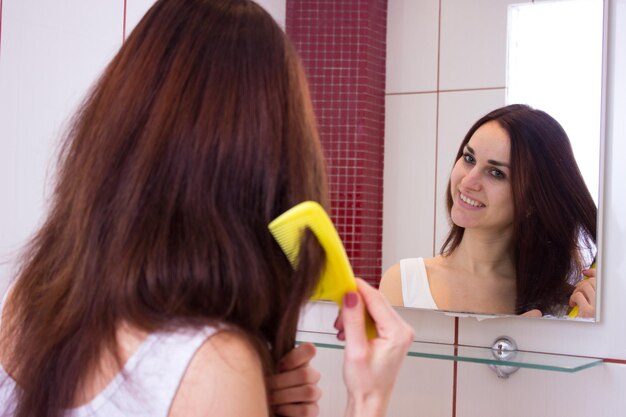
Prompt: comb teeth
<box><xmin>269</xmin><ymin>202</ymin><xmax>321</xmax><ymax>269</ymax></box>
<box><xmin>269</xmin><ymin>221</ymin><xmax>305</xmax><ymax>267</ymax></box>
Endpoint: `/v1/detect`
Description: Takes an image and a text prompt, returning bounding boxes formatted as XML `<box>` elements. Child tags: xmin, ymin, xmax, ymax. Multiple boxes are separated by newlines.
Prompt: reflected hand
<box><xmin>569</xmin><ymin>268</ymin><xmax>596</xmax><ymax>318</ymax></box>
<box><xmin>340</xmin><ymin>279</ymin><xmax>414</xmax><ymax>417</ymax></box>
<box><xmin>269</xmin><ymin>342</ymin><xmax>321</xmax><ymax>417</ymax></box>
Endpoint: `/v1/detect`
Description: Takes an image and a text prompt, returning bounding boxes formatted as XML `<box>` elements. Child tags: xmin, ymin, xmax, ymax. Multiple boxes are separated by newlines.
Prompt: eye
<box><xmin>462</xmin><ymin>153</ymin><xmax>475</xmax><ymax>164</ymax></box>
<box><xmin>489</xmin><ymin>168</ymin><xmax>506</xmax><ymax>179</ymax></box>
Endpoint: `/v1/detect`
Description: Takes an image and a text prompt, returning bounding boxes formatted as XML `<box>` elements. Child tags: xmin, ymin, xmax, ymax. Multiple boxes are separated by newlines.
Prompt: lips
<box><xmin>459</xmin><ymin>192</ymin><xmax>485</xmax><ymax>208</ymax></box>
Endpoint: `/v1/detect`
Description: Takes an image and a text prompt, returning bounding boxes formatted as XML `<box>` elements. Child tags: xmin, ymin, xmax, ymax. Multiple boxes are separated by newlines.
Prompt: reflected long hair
<box><xmin>441</xmin><ymin>104</ymin><xmax>597</xmax><ymax>315</ymax></box>
<box><xmin>3</xmin><ymin>1</ymin><xmax>328</xmax><ymax>416</ymax></box>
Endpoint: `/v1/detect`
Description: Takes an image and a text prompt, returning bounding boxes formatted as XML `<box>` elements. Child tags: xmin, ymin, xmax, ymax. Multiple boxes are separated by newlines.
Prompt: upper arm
<box><xmin>378</xmin><ymin>264</ymin><xmax>405</xmax><ymax>307</ymax></box>
<box><xmin>169</xmin><ymin>330</ymin><xmax>269</xmax><ymax>417</ymax></box>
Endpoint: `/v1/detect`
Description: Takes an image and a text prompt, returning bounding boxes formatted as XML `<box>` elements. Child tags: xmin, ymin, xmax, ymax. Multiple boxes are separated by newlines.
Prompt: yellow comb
<box><xmin>269</xmin><ymin>201</ymin><xmax>376</xmax><ymax>339</ymax></box>
<box><xmin>568</xmin><ymin>257</ymin><xmax>597</xmax><ymax>318</ymax></box>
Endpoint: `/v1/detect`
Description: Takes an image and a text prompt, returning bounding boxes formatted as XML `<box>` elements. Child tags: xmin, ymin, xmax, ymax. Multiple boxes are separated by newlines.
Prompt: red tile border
<box><xmin>433</xmin><ymin>0</ymin><xmax>442</xmax><ymax>260</ymax></box>
<box><xmin>123</xmin><ymin>0</ymin><xmax>127</xmax><ymax>42</ymax></box>
<box><xmin>452</xmin><ymin>318</ymin><xmax>458</xmax><ymax>417</ymax></box>
<box><xmin>286</xmin><ymin>0</ymin><xmax>387</xmax><ymax>286</ymax></box>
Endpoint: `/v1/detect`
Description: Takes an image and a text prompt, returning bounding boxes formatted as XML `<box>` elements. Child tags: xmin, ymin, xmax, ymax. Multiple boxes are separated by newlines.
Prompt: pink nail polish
<box><xmin>344</xmin><ymin>292</ymin><xmax>358</xmax><ymax>308</ymax></box>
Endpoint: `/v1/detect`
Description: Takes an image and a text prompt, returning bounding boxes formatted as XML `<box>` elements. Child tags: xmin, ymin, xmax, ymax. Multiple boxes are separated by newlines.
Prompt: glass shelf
<box><xmin>296</xmin><ymin>331</ymin><xmax>603</xmax><ymax>373</ymax></box>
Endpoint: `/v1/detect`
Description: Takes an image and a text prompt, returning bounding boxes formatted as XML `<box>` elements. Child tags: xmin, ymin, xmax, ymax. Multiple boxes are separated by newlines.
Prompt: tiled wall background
<box><xmin>286</xmin><ymin>0</ymin><xmax>387</xmax><ymax>285</ymax></box>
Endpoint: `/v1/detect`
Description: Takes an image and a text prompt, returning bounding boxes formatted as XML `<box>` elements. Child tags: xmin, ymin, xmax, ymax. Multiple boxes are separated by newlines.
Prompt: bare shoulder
<box><xmin>169</xmin><ymin>329</ymin><xmax>269</xmax><ymax>417</ymax></box>
<box><xmin>379</xmin><ymin>263</ymin><xmax>404</xmax><ymax>307</ymax></box>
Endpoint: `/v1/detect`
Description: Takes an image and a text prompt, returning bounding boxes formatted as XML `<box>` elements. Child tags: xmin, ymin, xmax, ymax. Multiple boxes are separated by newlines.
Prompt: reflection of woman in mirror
<box><xmin>0</xmin><ymin>1</ymin><xmax>414</xmax><ymax>416</ymax></box>
<box><xmin>380</xmin><ymin>104</ymin><xmax>597</xmax><ymax>318</ymax></box>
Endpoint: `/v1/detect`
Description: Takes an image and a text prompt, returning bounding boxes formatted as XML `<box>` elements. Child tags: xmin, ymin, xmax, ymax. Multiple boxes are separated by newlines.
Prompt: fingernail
<box><xmin>344</xmin><ymin>291</ymin><xmax>358</xmax><ymax>308</ymax></box>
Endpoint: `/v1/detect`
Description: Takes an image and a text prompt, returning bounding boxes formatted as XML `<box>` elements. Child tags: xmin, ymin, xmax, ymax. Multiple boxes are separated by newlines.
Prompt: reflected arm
<box><xmin>378</xmin><ymin>264</ymin><xmax>405</xmax><ymax>307</ymax></box>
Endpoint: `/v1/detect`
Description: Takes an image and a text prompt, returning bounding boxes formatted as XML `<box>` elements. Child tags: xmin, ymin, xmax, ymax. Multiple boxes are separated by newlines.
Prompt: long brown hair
<box><xmin>3</xmin><ymin>1</ymin><xmax>328</xmax><ymax>416</ymax></box>
<box><xmin>441</xmin><ymin>104</ymin><xmax>597</xmax><ymax>315</ymax></box>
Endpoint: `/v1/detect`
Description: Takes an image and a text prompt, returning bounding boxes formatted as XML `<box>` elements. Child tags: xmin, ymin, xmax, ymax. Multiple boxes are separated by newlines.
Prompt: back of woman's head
<box><xmin>6</xmin><ymin>1</ymin><xmax>327</xmax><ymax>415</ymax></box>
<box><xmin>442</xmin><ymin>104</ymin><xmax>596</xmax><ymax>314</ymax></box>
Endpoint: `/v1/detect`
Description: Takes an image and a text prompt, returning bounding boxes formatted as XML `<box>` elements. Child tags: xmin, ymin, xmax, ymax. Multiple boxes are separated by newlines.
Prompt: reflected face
<box><xmin>449</xmin><ymin>121</ymin><xmax>514</xmax><ymax>233</ymax></box>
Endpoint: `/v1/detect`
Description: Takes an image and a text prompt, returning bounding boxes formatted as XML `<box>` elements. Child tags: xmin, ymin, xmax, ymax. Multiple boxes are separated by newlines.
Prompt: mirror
<box><xmin>381</xmin><ymin>0</ymin><xmax>604</xmax><ymax>320</ymax></box>
<box><xmin>287</xmin><ymin>0</ymin><xmax>605</xmax><ymax>320</ymax></box>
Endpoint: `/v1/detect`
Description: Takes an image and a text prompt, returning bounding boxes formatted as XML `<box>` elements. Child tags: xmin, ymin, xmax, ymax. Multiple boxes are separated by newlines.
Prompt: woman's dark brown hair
<box><xmin>441</xmin><ymin>104</ymin><xmax>597</xmax><ymax>315</ymax></box>
<box><xmin>2</xmin><ymin>1</ymin><xmax>328</xmax><ymax>416</ymax></box>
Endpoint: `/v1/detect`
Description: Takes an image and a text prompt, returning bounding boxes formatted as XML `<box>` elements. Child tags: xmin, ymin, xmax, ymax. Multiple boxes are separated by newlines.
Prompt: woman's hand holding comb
<box><xmin>338</xmin><ymin>278</ymin><xmax>414</xmax><ymax>417</ymax></box>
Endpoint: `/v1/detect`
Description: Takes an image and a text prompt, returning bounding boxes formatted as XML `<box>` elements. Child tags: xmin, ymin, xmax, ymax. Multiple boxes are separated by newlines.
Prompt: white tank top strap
<box><xmin>399</xmin><ymin>258</ymin><xmax>438</xmax><ymax>309</ymax></box>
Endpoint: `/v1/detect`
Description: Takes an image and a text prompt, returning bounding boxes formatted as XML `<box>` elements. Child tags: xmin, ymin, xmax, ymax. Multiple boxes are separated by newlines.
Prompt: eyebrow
<box><xmin>465</xmin><ymin>145</ymin><xmax>510</xmax><ymax>168</ymax></box>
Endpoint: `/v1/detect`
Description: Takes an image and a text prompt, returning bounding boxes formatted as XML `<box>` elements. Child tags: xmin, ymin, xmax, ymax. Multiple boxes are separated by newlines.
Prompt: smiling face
<box><xmin>449</xmin><ymin>121</ymin><xmax>514</xmax><ymax>233</ymax></box>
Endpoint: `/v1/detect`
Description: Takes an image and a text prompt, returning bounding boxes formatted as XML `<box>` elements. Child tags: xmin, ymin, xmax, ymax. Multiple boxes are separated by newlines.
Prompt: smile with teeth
<box><xmin>459</xmin><ymin>192</ymin><xmax>485</xmax><ymax>208</ymax></box>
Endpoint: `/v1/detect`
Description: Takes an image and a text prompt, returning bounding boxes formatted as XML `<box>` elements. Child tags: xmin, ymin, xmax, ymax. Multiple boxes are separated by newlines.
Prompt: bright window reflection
<box><xmin>507</xmin><ymin>0</ymin><xmax>603</xmax><ymax>203</ymax></box>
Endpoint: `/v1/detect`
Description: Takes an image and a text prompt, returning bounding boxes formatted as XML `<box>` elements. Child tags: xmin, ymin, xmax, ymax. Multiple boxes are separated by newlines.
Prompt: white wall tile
<box><xmin>383</xmin><ymin>93</ymin><xmax>437</xmax><ymax>271</ymax></box>
<box><xmin>435</xmin><ymin>89</ymin><xmax>506</xmax><ymax>251</ymax></box>
<box><xmin>439</xmin><ymin>0</ymin><xmax>517</xmax><ymax>90</ymax></box>
<box><xmin>125</xmin><ymin>0</ymin><xmax>157</xmax><ymax>36</ymax></box>
<box><xmin>0</xmin><ymin>1</ymin><xmax>124</xmax><ymax>292</ymax></box>
<box><xmin>396</xmin><ymin>306</ymin><xmax>456</xmax><ymax>344</ymax></box>
<box><xmin>256</xmin><ymin>0</ymin><xmax>286</xmax><ymax>29</ymax></box>
<box><xmin>126</xmin><ymin>0</ymin><xmax>286</xmax><ymax>36</ymax></box>
<box><xmin>311</xmin><ymin>345</ymin><xmax>454</xmax><ymax>417</ymax></box>
<box><xmin>386</xmin><ymin>0</ymin><xmax>439</xmax><ymax>93</ymax></box>
<box><xmin>299</xmin><ymin>324</ymin><xmax>454</xmax><ymax>417</ymax></box>
<box><xmin>298</xmin><ymin>303</ymin><xmax>455</xmax><ymax>416</ymax></box>
<box><xmin>456</xmin><ymin>361</ymin><xmax>626</xmax><ymax>417</ymax></box>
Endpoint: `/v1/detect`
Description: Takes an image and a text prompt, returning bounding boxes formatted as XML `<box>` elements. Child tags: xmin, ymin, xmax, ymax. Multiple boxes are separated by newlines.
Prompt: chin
<box><xmin>450</xmin><ymin>210</ymin><xmax>475</xmax><ymax>229</ymax></box>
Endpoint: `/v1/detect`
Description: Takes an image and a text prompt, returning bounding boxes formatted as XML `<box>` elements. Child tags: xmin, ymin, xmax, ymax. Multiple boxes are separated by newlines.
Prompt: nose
<box><xmin>460</xmin><ymin>166</ymin><xmax>482</xmax><ymax>191</ymax></box>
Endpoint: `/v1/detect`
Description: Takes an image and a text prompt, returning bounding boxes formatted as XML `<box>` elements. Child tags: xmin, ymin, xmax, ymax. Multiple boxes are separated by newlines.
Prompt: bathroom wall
<box><xmin>0</xmin><ymin>0</ymin><xmax>125</xmax><ymax>294</ymax></box>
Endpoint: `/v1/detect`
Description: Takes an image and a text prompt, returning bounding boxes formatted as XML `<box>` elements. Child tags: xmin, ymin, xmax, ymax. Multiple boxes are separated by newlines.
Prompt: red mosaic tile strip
<box><xmin>286</xmin><ymin>0</ymin><xmax>387</xmax><ymax>286</ymax></box>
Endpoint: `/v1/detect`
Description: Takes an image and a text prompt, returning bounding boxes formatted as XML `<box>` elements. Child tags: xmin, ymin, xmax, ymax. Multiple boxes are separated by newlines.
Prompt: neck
<box><xmin>448</xmin><ymin>227</ymin><xmax>515</xmax><ymax>277</ymax></box>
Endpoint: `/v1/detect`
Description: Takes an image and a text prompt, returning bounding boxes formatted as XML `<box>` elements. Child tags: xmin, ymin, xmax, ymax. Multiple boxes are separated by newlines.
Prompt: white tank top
<box><xmin>400</xmin><ymin>258</ymin><xmax>438</xmax><ymax>309</ymax></box>
<box><xmin>0</xmin><ymin>286</ymin><xmax>219</xmax><ymax>417</ymax></box>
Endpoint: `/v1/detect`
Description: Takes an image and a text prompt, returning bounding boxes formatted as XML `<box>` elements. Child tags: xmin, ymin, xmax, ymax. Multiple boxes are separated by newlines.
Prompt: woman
<box><xmin>380</xmin><ymin>104</ymin><xmax>597</xmax><ymax>317</ymax></box>
<box><xmin>0</xmin><ymin>1</ymin><xmax>414</xmax><ymax>416</ymax></box>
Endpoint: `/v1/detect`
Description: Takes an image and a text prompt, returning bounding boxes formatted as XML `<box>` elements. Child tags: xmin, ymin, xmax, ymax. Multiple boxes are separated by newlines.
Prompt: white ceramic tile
<box><xmin>298</xmin><ymin>301</ymin><xmax>342</xmax><ymax>334</ymax></box>
<box><xmin>439</xmin><ymin>0</ymin><xmax>515</xmax><ymax>90</ymax></box>
<box><xmin>434</xmin><ymin>89</ymin><xmax>506</xmax><ymax>251</ymax></box>
<box><xmin>310</xmin><ymin>341</ymin><xmax>454</xmax><ymax>417</ymax></box>
<box><xmin>386</xmin><ymin>0</ymin><xmax>439</xmax><ymax>93</ymax></box>
<box><xmin>382</xmin><ymin>93</ymin><xmax>437</xmax><ymax>272</ymax></box>
<box><xmin>298</xmin><ymin>304</ymin><xmax>454</xmax><ymax>416</ymax></box>
<box><xmin>456</xmin><ymin>361</ymin><xmax>626</xmax><ymax>417</ymax></box>
<box><xmin>125</xmin><ymin>0</ymin><xmax>157</xmax><ymax>37</ymax></box>
<box><xmin>0</xmin><ymin>1</ymin><xmax>123</xmax><ymax>289</ymax></box>
<box><xmin>126</xmin><ymin>0</ymin><xmax>286</xmax><ymax>35</ymax></box>
<box><xmin>396</xmin><ymin>306</ymin><xmax>456</xmax><ymax>344</ymax></box>
<box><xmin>256</xmin><ymin>0</ymin><xmax>286</xmax><ymax>29</ymax></box>
<box><xmin>389</xmin><ymin>355</ymin><xmax>454</xmax><ymax>417</ymax></box>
